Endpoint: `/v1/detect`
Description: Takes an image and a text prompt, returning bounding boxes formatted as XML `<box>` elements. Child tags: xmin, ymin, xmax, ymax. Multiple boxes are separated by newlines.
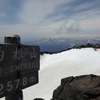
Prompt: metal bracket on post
<box><xmin>4</xmin><ymin>35</ymin><xmax>23</xmax><ymax>100</ymax></box>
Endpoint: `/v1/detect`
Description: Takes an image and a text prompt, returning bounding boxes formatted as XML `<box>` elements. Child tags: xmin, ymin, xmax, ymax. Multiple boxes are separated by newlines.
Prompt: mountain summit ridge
<box><xmin>23</xmin><ymin>36</ymin><xmax>100</xmax><ymax>52</ymax></box>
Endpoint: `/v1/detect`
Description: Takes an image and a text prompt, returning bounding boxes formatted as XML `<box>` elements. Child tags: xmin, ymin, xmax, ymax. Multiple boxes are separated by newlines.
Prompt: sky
<box><xmin>0</xmin><ymin>0</ymin><xmax>100</xmax><ymax>42</ymax></box>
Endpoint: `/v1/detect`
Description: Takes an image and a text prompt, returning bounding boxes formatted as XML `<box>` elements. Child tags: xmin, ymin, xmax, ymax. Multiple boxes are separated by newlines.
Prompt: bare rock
<box><xmin>52</xmin><ymin>74</ymin><xmax>100</xmax><ymax>100</ymax></box>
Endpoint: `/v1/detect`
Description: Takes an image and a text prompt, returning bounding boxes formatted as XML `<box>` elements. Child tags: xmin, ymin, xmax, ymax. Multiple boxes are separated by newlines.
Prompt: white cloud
<box><xmin>55</xmin><ymin>20</ymin><xmax>82</xmax><ymax>35</ymax></box>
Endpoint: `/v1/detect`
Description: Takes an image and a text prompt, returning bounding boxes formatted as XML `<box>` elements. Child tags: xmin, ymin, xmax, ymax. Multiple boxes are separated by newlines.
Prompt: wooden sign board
<box><xmin>16</xmin><ymin>45</ymin><xmax>40</xmax><ymax>74</ymax></box>
<box><xmin>0</xmin><ymin>44</ymin><xmax>40</xmax><ymax>77</ymax></box>
<box><xmin>19</xmin><ymin>71</ymin><xmax>38</xmax><ymax>89</ymax></box>
<box><xmin>0</xmin><ymin>71</ymin><xmax>38</xmax><ymax>98</ymax></box>
<box><xmin>0</xmin><ymin>44</ymin><xmax>17</xmax><ymax>78</ymax></box>
<box><xmin>0</xmin><ymin>44</ymin><xmax>40</xmax><ymax>98</ymax></box>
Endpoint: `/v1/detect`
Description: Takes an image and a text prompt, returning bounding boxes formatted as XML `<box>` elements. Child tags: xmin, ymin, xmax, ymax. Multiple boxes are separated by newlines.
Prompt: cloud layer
<box><xmin>55</xmin><ymin>20</ymin><xmax>82</xmax><ymax>35</ymax></box>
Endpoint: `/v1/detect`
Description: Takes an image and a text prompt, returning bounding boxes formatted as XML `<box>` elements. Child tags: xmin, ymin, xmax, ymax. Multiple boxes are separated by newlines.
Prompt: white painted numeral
<box><xmin>0</xmin><ymin>84</ymin><xmax>4</xmax><ymax>94</ymax></box>
<box><xmin>7</xmin><ymin>81</ymin><xmax>13</xmax><ymax>91</ymax></box>
<box><xmin>15</xmin><ymin>79</ymin><xmax>20</xmax><ymax>89</ymax></box>
<box><xmin>0</xmin><ymin>51</ymin><xmax>4</xmax><ymax>61</ymax></box>
<box><xmin>22</xmin><ymin>77</ymin><xmax>27</xmax><ymax>86</ymax></box>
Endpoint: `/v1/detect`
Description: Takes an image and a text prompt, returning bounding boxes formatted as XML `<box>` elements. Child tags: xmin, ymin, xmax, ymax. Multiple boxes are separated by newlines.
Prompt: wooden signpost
<box><xmin>0</xmin><ymin>35</ymin><xmax>40</xmax><ymax>100</ymax></box>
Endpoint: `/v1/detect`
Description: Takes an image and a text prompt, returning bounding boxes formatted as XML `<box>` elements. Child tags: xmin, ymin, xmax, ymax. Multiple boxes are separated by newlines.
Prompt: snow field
<box><xmin>1</xmin><ymin>48</ymin><xmax>100</xmax><ymax>100</ymax></box>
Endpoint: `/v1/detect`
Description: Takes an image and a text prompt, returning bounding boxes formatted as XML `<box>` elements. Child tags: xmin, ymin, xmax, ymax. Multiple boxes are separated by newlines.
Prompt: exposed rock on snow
<box><xmin>40</xmin><ymin>43</ymin><xmax>100</xmax><ymax>55</ymax></box>
<box><xmin>52</xmin><ymin>74</ymin><xmax>100</xmax><ymax>100</ymax></box>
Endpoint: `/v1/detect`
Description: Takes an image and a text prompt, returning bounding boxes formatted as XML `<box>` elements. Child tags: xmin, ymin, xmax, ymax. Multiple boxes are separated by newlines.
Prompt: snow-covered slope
<box><xmin>1</xmin><ymin>48</ymin><xmax>100</xmax><ymax>100</ymax></box>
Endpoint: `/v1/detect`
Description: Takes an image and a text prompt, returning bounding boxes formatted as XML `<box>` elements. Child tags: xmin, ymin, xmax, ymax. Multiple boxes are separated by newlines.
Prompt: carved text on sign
<box><xmin>13</xmin><ymin>47</ymin><xmax>38</xmax><ymax>60</ymax></box>
<box><xmin>0</xmin><ymin>61</ymin><xmax>39</xmax><ymax>75</ymax></box>
<box><xmin>0</xmin><ymin>72</ymin><xmax>38</xmax><ymax>96</ymax></box>
<box><xmin>0</xmin><ymin>77</ymin><xmax>35</xmax><ymax>94</ymax></box>
<box><xmin>0</xmin><ymin>47</ymin><xmax>4</xmax><ymax>61</ymax></box>
<box><xmin>30</xmin><ymin>47</ymin><xmax>37</xmax><ymax>58</ymax></box>
<box><xmin>13</xmin><ymin>48</ymin><xmax>23</xmax><ymax>60</ymax></box>
<box><xmin>0</xmin><ymin>46</ymin><xmax>38</xmax><ymax>62</ymax></box>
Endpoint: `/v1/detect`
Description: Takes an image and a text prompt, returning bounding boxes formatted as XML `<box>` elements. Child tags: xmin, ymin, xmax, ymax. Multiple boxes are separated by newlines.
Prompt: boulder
<box><xmin>94</xmin><ymin>44</ymin><xmax>100</xmax><ymax>48</ymax></box>
<box><xmin>52</xmin><ymin>74</ymin><xmax>100</xmax><ymax>100</ymax></box>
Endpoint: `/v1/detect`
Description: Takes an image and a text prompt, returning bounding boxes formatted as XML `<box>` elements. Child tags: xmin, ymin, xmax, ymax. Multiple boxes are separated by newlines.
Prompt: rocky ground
<box><xmin>51</xmin><ymin>74</ymin><xmax>100</xmax><ymax>100</ymax></box>
<box><xmin>40</xmin><ymin>43</ymin><xmax>100</xmax><ymax>55</ymax></box>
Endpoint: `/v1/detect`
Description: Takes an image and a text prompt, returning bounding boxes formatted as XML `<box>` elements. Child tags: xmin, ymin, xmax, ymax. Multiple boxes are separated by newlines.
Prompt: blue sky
<box><xmin>0</xmin><ymin>0</ymin><xmax>100</xmax><ymax>42</ymax></box>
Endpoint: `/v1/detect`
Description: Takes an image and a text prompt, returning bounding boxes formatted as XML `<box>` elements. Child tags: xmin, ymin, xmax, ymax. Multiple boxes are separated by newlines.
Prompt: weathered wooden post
<box><xmin>4</xmin><ymin>35</ymin><xmax>20</xmax><ymax>45</ymax></box>
<box><xmin>5</xmin><ymin>35</ymin><xmax>23</xmax><ymax>100</ymax></box>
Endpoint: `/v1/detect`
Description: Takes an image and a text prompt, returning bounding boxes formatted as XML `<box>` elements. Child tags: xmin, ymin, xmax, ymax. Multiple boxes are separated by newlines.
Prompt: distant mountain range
<box><xmin>23</xmin><ymin>36</ymin><xmax>100</xmax><ymax>52</ymax></box>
